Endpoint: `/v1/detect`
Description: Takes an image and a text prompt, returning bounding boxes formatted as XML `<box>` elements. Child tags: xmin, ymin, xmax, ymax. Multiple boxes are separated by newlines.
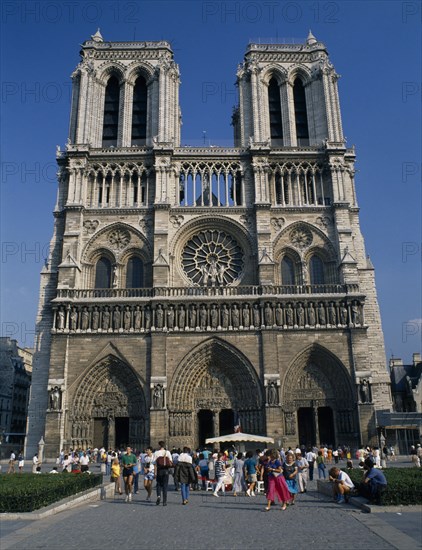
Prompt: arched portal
<box><xmin>282</xmin><ymin>345</ymin><xmax>358</xmax><ymax>448</ymax></box>
<box><xmin>168</xmin><ymin>339</ymin><xmax>265</xmax><ymax>448</ymax></box>
<box><xmin>71</xmin><ymin>355</ymin><xmax>147</xmax><ymax>450</ymax></box>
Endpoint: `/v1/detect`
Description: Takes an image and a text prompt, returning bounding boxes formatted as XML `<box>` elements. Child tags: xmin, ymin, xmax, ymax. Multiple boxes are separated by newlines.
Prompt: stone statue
<box><xmin>232</xmin><ymin>304</ymin><xmax>240</xmax><ymax>328</ymax></box>
<box><xmin>49</xmin><ymin>386</ymin><xmax>61</xmax><ymax>410</ymax></box>
<box><xmin>70</xmin><ymin>308</ymin><xmax>78</xmax><ymax>331</ymax></box>
<box><xmin>359</xmin><ymin>379</ymin><xmax>370</xmax><ymax>403</ymax></box>
<box><xmin>102</xmin><ymin>307</ymin><xmax>110</xmax><ymax>330</ymax></box>
<box><xmin>267</xmin><ymin>381</ymin><xmax>278</xmax><ymax>406</ymax></box>
<box><xmin>286</xmin><ymin>304</ymin><xmax>294</xmax><ymax>326</ymax></box>
<box><xmin>253</xmin><ymin>304</ymin><xmax>260</xmax><ymax>327</ymax></box>
<box><xmin>199</xmin><ymin>305</ymin><xmax>207</xmax><ymax>328</ymax></box>
<box><xmin>91</xmin><ymin>307</ymin><xmax>99</xmax><ymax>330</ymax></box>
<box><xmin>113</xmin><ymin>306</ymin><xmax>121</xmax><ymax>329</ymax></box>
<box><xmin>153</xmin><ymin>384</ymin><xmax>164</xmax><ymax>409</ymax></box>
<box><xmin>308</xmin><ymin>303</ymin><xmax>315</xmax><ymax>326</ymax></box>
<box><xmin>264</xmin><ymin>303</ymin><xmax>273</xmax><ymax>326</ymax></box>
<box><xmin>318</xmin><ymin>303</ymin><xmax>326</xmax><ymax>325</ymax></box>
<box><xmin>275</xmin><ymin>304</ymin><xmax>283</xmax><ymax>326</ymax></box>
<box><xmin>221</xmin><ymin>305</ymin><xmax>229</xmax><ymax>329</ymax></box>
<box><xmin>328</xmin><ymin>303</ymin><xmax>336</xmax><ymax>325</ymax></box>
<box><xmin>167</xmin><ymin>305</ymin><xmax>175</xmax><ymax>329</ymax></box>
<box><xmin>242</xmin><ymin>304</ymin><xmax>250</xmax><ymax>328</ymax></box>
<box><xmin>210</xmin><ymin>305</ymin><xmax>218</xmax><ymax>328</ymax></box>
<box><xmin>351</xmin><ymin>303</ymin><xmax>361</xmax><ymax>325</ymax></box>
<box><xmin>123</xmin><ymin>306</ymin><xmax>131</xmax><ymax>330</ymax></box>
<box><xmin>340</xmin><ymin>303</ymin><xmax>348</xmax><ymax>325</ymax></box>
<box><xmin>143</xmin><ymin>306</ymin><xmax>151</xmax><ymax>330</ymax></box>
<box><xmin>285</xmin><ymin>412</ymin><xmax>296</xmax><ymax>435</ymax></box>
<box><xmin>57</xmin><ymin>307</ymin><xmax>65</xmax><ymax>330</ymax></box>
<box><xmin>297</xmin><ymin>304</ymin><xmax>305</xmax><ymax>326</ymax></box>
<box><xmin>156</xmin><ymin>304</ymin><xmax>164</xmax><ymax>329</ymax></box>
<box><xmin>189</xmin><ymin>305</ymin><xmax>197</xmax><ymax>328</ymax></box>
<box><xmin>81</xmin><ymin>307</ymin><xmax>89</xmax><ymax>330</ymax></box>
<box><xmin>112</xmin><ymin>265</ymin><xmax>118</xmax><ymax>288</ymax></box>
<box><xmin>178</xmin><ymin>305</ymin><xmax>186</xmax><ymax>329</ymax></box>
<box><xmin>134</xmin><ymin>306</ymin><xmax>142</xmax><ymax>330</ymax></box>
<box><xmin>217</xmin><ymin>264</ymin><xmax>225</xmax><ymax>285</ymax></box>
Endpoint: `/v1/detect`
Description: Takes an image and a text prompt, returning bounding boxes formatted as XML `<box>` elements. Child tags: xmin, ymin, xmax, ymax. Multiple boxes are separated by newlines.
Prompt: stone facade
<box><xmin>26</xmin><ymin>31</ymin><xmax>391</xmax><ymax>458</ymax></box>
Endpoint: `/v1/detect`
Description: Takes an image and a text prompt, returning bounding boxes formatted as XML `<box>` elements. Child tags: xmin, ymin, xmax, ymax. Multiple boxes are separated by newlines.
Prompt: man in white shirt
<box><xmin>80</xmin><ymin>452</ymin><xmax>90</xmax><ymax>472</ymax></box>
<box><xmin>7</xmin><ymin>452</ymin><xmax>16</xmax><ymax>474</ymax></box>
<box><xmin>32</xmin><ymin>454</ymin><xmax>40</xmax><ymax>473</ymax></box>
<box><xmin>153</xmin><ymin>441</ymin><xmax>173</xmax><ymax>506</ymax></box>
<box><xmin>329</xmin><ymin>467</ymin><xmax>354</xmax><ymax>504</ymax></box>
<box><xmin>305</xmin><ymin>448</ymin><xmax>317</xmax><ymax>481</ymax></box>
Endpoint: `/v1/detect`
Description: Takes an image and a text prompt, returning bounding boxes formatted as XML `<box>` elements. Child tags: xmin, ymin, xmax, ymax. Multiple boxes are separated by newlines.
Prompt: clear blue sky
<box><xmin>1</xmin><ymin>1</ymin><xmax>421</xmax><ymax>363</ymax></box>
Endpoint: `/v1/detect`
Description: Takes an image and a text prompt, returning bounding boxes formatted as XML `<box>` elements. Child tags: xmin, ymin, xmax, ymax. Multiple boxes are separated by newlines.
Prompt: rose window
<box><xmin>182</xmin><ymin>230</ymin><xmax>244</xmax><ymax>286</ymax></box>
<box><xmin>108</xmin><ymin>229</ymin><xmax>131</xmax><ymax>250</ymax></box>
<box><xmin>290</xmin><ymin>227</ymin><xmax>313</xmax><ymax>249</ymax></box>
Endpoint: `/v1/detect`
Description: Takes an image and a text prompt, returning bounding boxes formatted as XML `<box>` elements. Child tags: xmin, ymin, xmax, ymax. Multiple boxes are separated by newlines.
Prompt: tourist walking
<box><xmin>213</xmin><ymin>452</ymin><xmax>227</xmax><ymax>497</ymax></box>
<box><xmin>197</xmin><ymin>453</ymin><xmax>209</xmax><ymax>490</ymax></box>
<box><xmin>121</xmin><ymin>446</ymin><xmax>137</xmax><ymax>502</ymax></box>
<box><xmin>244</xmin><ymin>450</ymin><xmax>258</xmax><ymax>496</ymax></box>
<box><xmin>142</xmin><ymin>447</ymin><xmax>155</xmax><ymax>501</ymax></box>
<box><xmin>18</xmin><ymin>451</ymin><xmax>24</xmax><ymax>473</ymax></box>
<box><xmin>264</xmin><ymin>449</ymin><xmax>291</xmax><ymax>511</ymax></box>
<box><xmin>305</xmin><ymin>447</ymin><xmax>316</xmax><ymax>481</ymax></box>
<box><xmin>111</xmin><ymin>457</ymin><xmax>122</xmax><ymax>495</ymax></box>
<box><xmin>153</xmin><ymin>441</ymin><xmax>173</xmax><ymax>506</ymax></box>
<box><xmin>295</xmin><ymin>451</ymin><xmax>309</xmax><ymax>493</ymax></box>
<box><xmin>316</xmin><ymin>450</ymin><xmax>326</xmax><ymax>479</ymax></box>
<box><xmin>283</xmin><ymin>451</ymin><xmax>299</xmax><ymax>504</ymax></box>
<box><xmin>175</xmin><ymin>447</ymin><xmax>196</xmax><ymax>505</ymax></box>
<box><xmin>232</xmin><ymin>452</ymin><xmax>247</xmax><ymax>496</ymax></box>
<box><xmin>7</xmin><ymin>451</ymin><xmax>16</xmax><ymax>474</ymax></box>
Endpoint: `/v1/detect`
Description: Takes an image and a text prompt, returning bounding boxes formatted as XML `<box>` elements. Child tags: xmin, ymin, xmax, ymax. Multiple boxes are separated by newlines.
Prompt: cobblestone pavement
<box><xmin>1</xmin><ymin>482</ymin><xmax>420</xmax><ymax>550</ymax></box>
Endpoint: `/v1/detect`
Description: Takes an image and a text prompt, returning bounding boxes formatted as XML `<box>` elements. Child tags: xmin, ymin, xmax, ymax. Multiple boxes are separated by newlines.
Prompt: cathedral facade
<box><xmin>26</xmin><ymin>31</ymin><xmax>391</xmax><ymax>457</ymax></box>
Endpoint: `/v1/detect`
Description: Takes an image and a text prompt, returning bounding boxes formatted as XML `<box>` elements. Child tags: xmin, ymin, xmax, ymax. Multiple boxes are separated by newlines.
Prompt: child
<box><xmin>111</xmin><ymin>457</ymin><xmax>122</xmax><ymax>495</ymax></box>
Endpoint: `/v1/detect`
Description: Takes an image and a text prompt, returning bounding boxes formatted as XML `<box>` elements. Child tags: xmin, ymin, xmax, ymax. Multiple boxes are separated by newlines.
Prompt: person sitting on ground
<box><xmin>329</xmin><ymin>467</ymin><xmax>354</xmax><ymax>503</ymax></box>
<box><xmin>359</xmin><ymin>457</ymin><xmax>387</xmax><ymax>505</ymax></box>
<box><xmin>49</xmin><ymin>466</ymin><xmax>59</xmax><ymax>474</ymax></box>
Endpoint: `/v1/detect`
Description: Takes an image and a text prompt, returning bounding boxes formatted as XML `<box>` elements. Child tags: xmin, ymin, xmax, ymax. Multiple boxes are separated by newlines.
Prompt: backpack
<box><xmin>156</xmin><ymin>452</ymin><xmax>173</xmax><ymax>470</ymax></box>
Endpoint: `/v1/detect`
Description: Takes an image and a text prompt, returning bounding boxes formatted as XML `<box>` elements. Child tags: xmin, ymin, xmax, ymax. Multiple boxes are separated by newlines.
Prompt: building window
<box><xmin>126</xmin><ymin>257</ymin><xmax>144</xmax><ymax>288</ymax></box>
<box><xmin>281</xmin><ymin>256</ymin><xmax>296</xmax><ymax>285</ymax></box>
<box><xmin>102</xmin><ymin>76</ymin><xmax>120</xmax><ymax>147</ymax></box>
<box><xmin>293</xmin><ymin>78</ymin><xmax>309</xmax><ymax>145</ymax></box>
<box><xmin>268</xmin><ymin>78</ymin><xmax>283</xmax><ymax>146</ymax></box>
<box><xmin>95</xmin><ymin>257</ymin><xmax>112</xmax><ymax>288</ymax></box>
<box><xmin>131</xmin><ymin>76</ymin><xmax>147</xmax><ymax>145</ymax></box>
<box><xmin>309</xmin><ymin>255</ymin><xmax>325</xmax><ymax>285</ymax></box>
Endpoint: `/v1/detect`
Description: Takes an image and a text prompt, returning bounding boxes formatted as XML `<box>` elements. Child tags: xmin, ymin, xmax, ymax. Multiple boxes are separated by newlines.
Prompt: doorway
<box><xmin>298</xmin><ymin>407</ymin><xmax>316</xmax><ymax>447</ymax></box>
<box><xmin>219</xmin><ymin>409</ymin><xmax>234</xmax><ymax>436</ymax></box>
<box><xmin>198</xmin><ymin>409</ymin><xmax>213</xmax><ymax>447</ymax></box>
<box><xmin>318</xmin><ymin>407</ymin><xmax>335</xmax><ymax>446</ymax></box>
<box><xmin>115</xmin><ymin>417</ymin><xmax>129</xmax><ymax>449</ymax></box>
<box><xmin>93</xmin><ymin>417</ymin><xmax>107</xmax><ymax>449</ymax></box>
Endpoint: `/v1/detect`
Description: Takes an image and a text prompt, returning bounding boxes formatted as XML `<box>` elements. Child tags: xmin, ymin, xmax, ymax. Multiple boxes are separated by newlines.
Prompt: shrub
<box><xmin>344</xmin><ymin>468</ymin><xmax>422</xmax><ymax>505</ymax></box>
<box><xmin>0</xmin><ymin>473</ymin><xmax>103</xmax><ymax>513</ymax></box>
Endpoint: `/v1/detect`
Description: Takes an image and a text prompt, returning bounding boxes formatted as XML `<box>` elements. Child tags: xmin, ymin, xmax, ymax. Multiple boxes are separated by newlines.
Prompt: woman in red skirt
<box><xmin>264</xmin><ymin>449</ymin><xmax>291</xmax><ymax>511</ymax></box>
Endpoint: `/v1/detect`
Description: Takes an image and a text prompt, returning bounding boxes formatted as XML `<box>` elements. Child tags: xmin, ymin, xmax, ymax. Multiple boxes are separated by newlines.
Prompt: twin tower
<box><xmin>27</xmin><ymin>31</ymin><xmax>391</xmax><ymax>457</ymax></box>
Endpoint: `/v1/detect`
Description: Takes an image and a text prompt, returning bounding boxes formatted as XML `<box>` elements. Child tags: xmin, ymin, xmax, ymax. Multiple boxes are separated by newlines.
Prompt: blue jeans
<box><xmin>181</xmin><ymin>483</ymin><xmax>190</xmax><ymax>502</ymax></box>
<box><xmin>318</xmin><ymin>464</ymin><xmax>326</xmax><ymax>479</ymax></box>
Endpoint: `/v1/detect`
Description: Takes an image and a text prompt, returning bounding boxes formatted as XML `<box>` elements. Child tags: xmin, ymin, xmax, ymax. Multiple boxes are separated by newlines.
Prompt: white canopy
<box><xmin>205</xmin><ymin>432</ymin><xmax>274</xmax><ymax>445</ymax></box>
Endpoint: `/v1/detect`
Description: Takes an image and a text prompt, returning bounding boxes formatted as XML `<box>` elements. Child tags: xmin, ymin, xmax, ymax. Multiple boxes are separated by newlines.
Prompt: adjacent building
<box><xmin>0</xmin><ymin>337</ymin><xmax>32</xmax><ymax>457</ymax></box>
<box><xmin>26</xmin><ymin>31</ymin><xmax>392</xmax><ymax>458</ymax></box>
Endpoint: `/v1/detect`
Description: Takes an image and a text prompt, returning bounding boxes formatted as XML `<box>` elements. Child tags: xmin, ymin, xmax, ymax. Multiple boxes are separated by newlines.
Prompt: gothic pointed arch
<box><xmin>282</xmin><ymin>344</ymin><xmax>355</xmax><ymax>407</ymax></box>
<box><xmin>70</xmin><ymin>354</ymin><xmax>147</xmax><ymax>448</ymax></box>
<box><xmin>168</xmin><ymin>338</ymin><xmax>265</xmax><ymax>440</ymax></box>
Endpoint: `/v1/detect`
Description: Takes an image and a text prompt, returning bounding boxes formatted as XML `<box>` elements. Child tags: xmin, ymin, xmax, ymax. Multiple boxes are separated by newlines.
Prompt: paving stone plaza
<box><xmin>1</xmin><ymin>473</ymin><xmax>421</xmax><ymax>550</ymax></box>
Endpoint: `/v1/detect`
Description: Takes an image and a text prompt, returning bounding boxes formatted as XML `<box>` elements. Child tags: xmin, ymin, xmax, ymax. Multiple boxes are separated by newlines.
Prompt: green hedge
<box><xmin>0</xmin><ymin>473</ymin><xmax>103</xmax><ymax>513</ymax></box>
<box><xmin>344</xmin><ymin>468</ymin><xmax>422</xmax><ymax>505</ymax></box>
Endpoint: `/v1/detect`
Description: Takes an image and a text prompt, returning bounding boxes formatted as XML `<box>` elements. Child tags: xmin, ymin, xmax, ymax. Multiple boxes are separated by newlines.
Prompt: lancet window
<box><xmin>95</xmin><ymin>257</ymin><xmax>112</xmax><ymax>288</ymax></box>
<box><xmin>131</xmin><ymin>76</ymin><xmax>147</xmax><ymax>145</ymax></box>
<box><xmin>178</xmin><ymin>162</ymin><xmax>243</xmax><ymax>207</ymax></box>
<box><xmin>271</xmin><ymin>163</ymin><xmax>331</xmax><ymax>207</ymax></box>
<box><xmin>126</xmin><ymin>257</ymin><xmax>144</xmax><ymax>288</ymax></box>
<box><xmin>268</xmin><ymin>77</ymin><xmax>283</xmax><ymax>146</ymax></box>
<box><xmin>102</xmin><ymin>76</ymin><xmax>120</xmax><ymax>147</ymax></box>
<box><xmin>293</xmin><ymin>78</ymin><xmax>309</xmax><ymax>145</ymax></box>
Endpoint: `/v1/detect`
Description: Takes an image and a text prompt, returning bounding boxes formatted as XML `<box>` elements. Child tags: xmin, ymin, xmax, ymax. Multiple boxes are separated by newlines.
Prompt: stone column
<box><xmin>212</xmin><ymin>410</ymin><xmax>220</xmax><ymax>438</ymax></box>
<box><xmin>107</xmin><ymin>416</ymin><xmax>115</xmax><ymax>450</ymax></box>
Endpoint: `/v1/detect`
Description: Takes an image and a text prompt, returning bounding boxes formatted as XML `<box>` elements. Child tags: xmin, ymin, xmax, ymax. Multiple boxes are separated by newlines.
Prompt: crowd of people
<box><xmin>4</xmin><ymin>440</ymin><xmax>405</xmax><ymax>507</ymax></box>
